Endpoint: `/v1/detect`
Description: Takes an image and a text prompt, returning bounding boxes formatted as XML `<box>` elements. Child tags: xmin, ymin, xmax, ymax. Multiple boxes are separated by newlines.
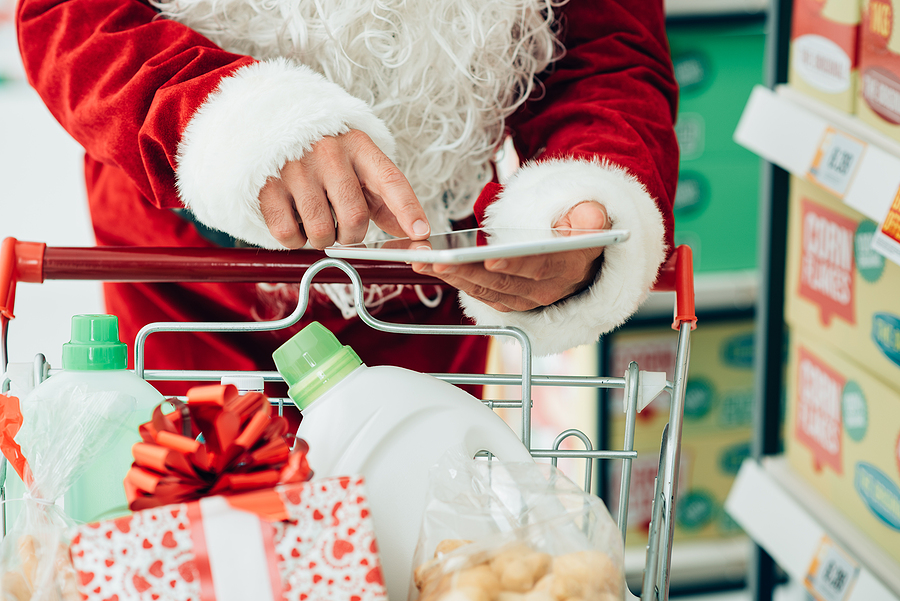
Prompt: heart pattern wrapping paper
<box><xmin>70</xmin><ymin>476</ymin><xmax>387</xmax><ymax>601</ymax></box>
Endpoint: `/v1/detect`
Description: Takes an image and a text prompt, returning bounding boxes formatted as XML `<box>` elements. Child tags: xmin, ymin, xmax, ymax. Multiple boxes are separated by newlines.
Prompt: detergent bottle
<box><xmin>5</xmin><ymin>314</ymin><xmax>165</xmax><ymax>524</ymax></box>
<box><xmin>273</xmin><ymin>322</ymin><xmax>533</xmax><ymax>600</ymax></box>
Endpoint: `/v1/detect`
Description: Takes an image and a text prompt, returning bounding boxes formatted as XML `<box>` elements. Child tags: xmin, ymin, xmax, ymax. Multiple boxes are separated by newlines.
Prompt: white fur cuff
<box><xmin>459</xmin><ymin>158</ymin><xmax>668</xmax><ymax>356</ymax></box>
<box><xmin>175</xmin><ymin>58</ymin><xmax>396</xmax><ymax>250</ymax></box>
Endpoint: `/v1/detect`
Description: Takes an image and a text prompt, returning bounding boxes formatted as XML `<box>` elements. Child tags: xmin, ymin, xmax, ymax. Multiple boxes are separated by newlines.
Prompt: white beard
<box><xmin>152</xmin><ymin>0</ymin><xmax>562</xmax><ymax>235</ymax></box>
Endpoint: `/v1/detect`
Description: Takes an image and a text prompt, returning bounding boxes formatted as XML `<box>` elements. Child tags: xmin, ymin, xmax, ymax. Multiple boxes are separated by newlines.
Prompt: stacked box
<box><xmin>789</xmin><ymin>0</ymin><xmax>860</xmax><ymax>113</ymax></box>
<box><xmin>858</xmin><ymin>0</ymin><xmax>900</xmax><ymax>141</ymax></box>
<box><xmin>784</xmin><ymin>174</ymin><xmax>900</xmax><ymax>565</ymax></box>
<box><xmin>785</xmin><ymin>330</ymin><xmax>900</xmax><ymax>564</ymax></box>
<box><xmin>667</xmin><ymin>22</ymin><xmax>765</xmax><ymax>274</ymax></box>
<box><xmin>785</xmin><ymin>176</ymin><xmax>900</xmax><ymax>389</ymax></box>
<box><xmin>606</xmin><ymin>319</ymin><xmax>756</xmax><ymax>547</ymax></box>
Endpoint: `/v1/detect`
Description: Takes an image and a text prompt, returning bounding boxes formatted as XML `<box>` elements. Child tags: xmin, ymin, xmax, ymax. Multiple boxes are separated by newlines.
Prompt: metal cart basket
<box><xmin>0</xmin><ymin>238</ymin><xmax>697</xmax><ymax>601</ymax></box>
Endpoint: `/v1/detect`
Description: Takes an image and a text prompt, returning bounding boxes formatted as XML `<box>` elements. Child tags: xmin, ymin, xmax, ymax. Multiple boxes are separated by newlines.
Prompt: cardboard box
<box><xmin>858</xmin><ymin>0</ymin><xmax>900</xmax><ymax>141</ymax></box>
<box><xmin>789</xmin><ymin>0</ymin><xmax>860</xmax><ymax>113</ymax></box>
<box><xmin>605</xmin><ymin>319</ymin><xmax>757</xmax><ymax>546</ymax></box>
<box><xmin>785</xmin><ymin>328</ymin><xmax>900</xmax><ymax>564</ymax></box>
<box><xmin>667</xmin><ymin>22</ymin><xmax>765</xmax><ymax>274</ymax></box>
<box><xmin>607</xmin><ymin>432</ymin><xmax>751</xmax><ymax>547</ymax></box>
<box><xmin>785</xmin><ymin>176</ymin><xmax>900</xmax><ymax>389</ymax></box>
<box><xmin>607</xmin><ymin>319</ymin><xmax>757</xmax><ymax>436</ymax></box>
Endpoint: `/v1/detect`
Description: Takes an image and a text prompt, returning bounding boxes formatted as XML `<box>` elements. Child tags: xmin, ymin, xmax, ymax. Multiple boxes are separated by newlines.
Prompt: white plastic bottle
<box><xmin>273</xmin><ymin>322</ymin><xmax>533</xmax><ymax>600</ymax></box>
<box><xmin>5</xmin><ymin>315</ymin><xmax>165</xmax><ymax>525</ymax></box>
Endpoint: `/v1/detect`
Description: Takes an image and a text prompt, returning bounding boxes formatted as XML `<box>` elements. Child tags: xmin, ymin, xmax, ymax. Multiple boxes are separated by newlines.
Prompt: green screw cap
<box><xmin>273</xmin><ymin>321</ymin><xmax>362</xmax><ymax>410</ymax></box>
<box><xmin>61</xmin><ymin>314</ymin><xmax>128</xmax><ymax>370</ymax></box>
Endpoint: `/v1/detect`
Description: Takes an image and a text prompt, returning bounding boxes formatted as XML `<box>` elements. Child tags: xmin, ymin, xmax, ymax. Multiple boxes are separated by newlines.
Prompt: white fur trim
<box><xmin>175</xmin><ymin>58</ymin><xmax>396</xmax><ymax>250</ymax></box>
<box><xmin>459</xmin><ymin>158</ymin><xmax>668</xmax><ymax>356</ymax></box>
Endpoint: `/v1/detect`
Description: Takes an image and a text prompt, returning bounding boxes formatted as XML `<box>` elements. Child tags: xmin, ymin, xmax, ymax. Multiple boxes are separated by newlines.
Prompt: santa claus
<box><xmin>15</xmin><ymin>0</ymin><xmax>678</xmax><ymax>390</ymax></box>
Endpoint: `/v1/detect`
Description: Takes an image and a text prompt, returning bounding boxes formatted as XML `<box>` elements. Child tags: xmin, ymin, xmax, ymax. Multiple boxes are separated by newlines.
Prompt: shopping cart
<box><xmin>0</xmin><ymin>238</ymin><xmax>696</xmax><ymax>601</ymax></box>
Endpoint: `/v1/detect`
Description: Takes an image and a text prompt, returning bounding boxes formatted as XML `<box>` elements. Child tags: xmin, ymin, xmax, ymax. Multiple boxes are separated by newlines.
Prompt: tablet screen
<box><xmin>324</xmin><ymin>227</ymin><xmax>629</xmax><ymax>264</ymax></box>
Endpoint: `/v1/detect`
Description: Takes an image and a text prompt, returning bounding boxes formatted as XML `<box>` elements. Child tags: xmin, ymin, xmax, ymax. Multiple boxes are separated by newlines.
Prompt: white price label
<box><xmin>804</xmin><ymin>536</ymin><xmax>860</xmax><ymax>601</ymax></box>
<box><xmin>807</xmin><ymin>127</ymin><xmax>866</xmax><ymax>198</ymax></box>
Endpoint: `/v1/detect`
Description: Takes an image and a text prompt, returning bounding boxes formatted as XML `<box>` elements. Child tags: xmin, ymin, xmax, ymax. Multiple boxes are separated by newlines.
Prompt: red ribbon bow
<box><xmin>125</xmin><ymin>384</ymin><xmax>312</xmax><ymax>511</ymax></box>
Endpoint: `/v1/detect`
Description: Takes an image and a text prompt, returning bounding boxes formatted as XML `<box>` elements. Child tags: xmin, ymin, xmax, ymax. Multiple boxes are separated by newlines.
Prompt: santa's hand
<box><xmin>258</xmin><ymin>129</ymin><xmax>430</xmax><ymax>249</ymax></box>
<box><xmin>412</xmin><ymin>201</ymin><xmax>609</xmax><ymax>312</ymax></box>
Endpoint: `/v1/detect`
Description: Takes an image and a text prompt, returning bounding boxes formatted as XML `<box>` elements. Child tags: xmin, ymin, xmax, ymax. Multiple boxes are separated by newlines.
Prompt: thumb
<box><xmin>554</xmin><ymin>201</ymin><xmax>609</xmax><ymax>230</ymax></box>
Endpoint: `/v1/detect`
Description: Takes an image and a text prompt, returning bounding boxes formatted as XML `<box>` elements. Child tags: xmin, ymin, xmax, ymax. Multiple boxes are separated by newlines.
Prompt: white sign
<box><xmin>804</xmin><ymin>536</ymin><xmax>860</xmax><ymax>601</ymax></box>
<box><xmin>808</xmin><ymin>127</ymin><xmax>867</xmax><ymax>198</ymax></box>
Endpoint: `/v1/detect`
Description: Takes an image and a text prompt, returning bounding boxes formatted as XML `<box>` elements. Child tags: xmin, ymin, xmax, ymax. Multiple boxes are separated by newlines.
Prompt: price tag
<box><xmin>872</xmin><ymin>185</ymin><xmax>900</xmax><ymax>266</ymax></box>
<box><xmin>807</xmin><ymin>127</ymin><xmax>867</xmax><ymax>198</ymax></box>
<box><xmin>804</xmin><ymin>536</ymin><xmax>860</xmax><ymax>601</ymax></box>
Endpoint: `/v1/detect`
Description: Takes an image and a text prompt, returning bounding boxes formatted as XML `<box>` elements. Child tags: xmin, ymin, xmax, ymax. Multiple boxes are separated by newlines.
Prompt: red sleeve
<box><xmin>16</xmin><ymin>0</ymin><xmax>256</xmax><ymax>209</ymax></box>
<box><xmin>506</xmin><ymin>0</ymin><xmax>679</xmax><ymax>250</ymax></box>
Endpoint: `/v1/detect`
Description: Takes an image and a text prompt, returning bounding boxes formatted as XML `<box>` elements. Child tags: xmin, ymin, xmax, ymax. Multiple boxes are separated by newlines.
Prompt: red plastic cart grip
<box><xmin>651</xmin><ymin>245</ymin><xmax>697</xmax><ymax>331</ymax></box>
<box><xmin>0</xmin><ymin>238</ymin><xmax>46</xmax><ymax>321</ymax></box>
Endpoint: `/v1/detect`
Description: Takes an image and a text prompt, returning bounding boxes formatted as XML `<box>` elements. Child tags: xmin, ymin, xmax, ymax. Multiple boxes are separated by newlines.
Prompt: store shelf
<box><xmin>624</xmin><ymin>538</ymin><xmax>752</xmax><ymax>592</ymax></box>
<box><xmin>734</xmin><ymin>84</ymin><xmax>900</xmax><ymax>225</ymax></box>
<box><xmin>636</xmin><ymin>269</ymin><xmax>757</xmax><ymax>319</ymax></box>
<box><xmin>726</xmin><ymin>456</ymin><xmax>900</xmax><ymax>601</ymax></box>
<box><xmin>665</xmin><ymin>0</ymin><xmax>768</xmax><ymax>17</ymax></box>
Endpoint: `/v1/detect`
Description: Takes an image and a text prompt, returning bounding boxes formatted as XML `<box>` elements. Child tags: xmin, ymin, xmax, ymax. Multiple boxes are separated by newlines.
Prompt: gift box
<box><xmin>70</xmin><ymin>477</ymin><xmax>387</xmax><ymax>601</ymax></box>
<box><xmin>68</xmin><ymin>384</ymin><xmax>387</xmax><ymax>601</ymax></box>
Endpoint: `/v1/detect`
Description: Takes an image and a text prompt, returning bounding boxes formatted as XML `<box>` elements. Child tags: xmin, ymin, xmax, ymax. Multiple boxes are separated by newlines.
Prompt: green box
<box><xmin>668</xmin><ymin>21</ymin><xmax>767</xmax><ymax>273</ymax></box>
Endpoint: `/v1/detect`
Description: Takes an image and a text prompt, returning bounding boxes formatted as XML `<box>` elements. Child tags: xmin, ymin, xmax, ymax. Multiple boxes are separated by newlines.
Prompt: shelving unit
<box><xmin>665</xmin><ymin>0</ymin><xmax>768</xmax><ymax>17</ymax></box>
<box><xmin>728</xmin><ymin>2</ymin><xmax>900</xmax><ymax>600</ymax></box>
<box><xmin>727</xmin><ymin>457</ymin><xmax>900</xmax><ymax>601</ymax></box>
<box><xmin>735</xmin><ymin>83</ymin><xmax>900</xmax><ymax>229</ymax></box>
<box><xmin>636</xmin><ymin>270</ymin><xmax>757</xmax><ymax>319</ymax></box>
<box><xmin>624</xmin><ymin>538</ymin><xmax>753</xmax><ymax>593</ymax></box>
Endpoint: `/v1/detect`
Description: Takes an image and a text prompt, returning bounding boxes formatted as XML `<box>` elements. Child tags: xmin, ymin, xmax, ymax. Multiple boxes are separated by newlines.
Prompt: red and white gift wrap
<box><xmin>70</xmin><ymin>476</ymin><xmax>387</xmax><ymax>601</ymax></box>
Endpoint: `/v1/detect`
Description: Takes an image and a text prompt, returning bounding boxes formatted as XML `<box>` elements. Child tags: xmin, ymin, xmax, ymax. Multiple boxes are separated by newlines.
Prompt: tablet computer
<box><xmin>324</xmin><ymin>227</ymin><xmax>629</xmax><ymax>264</ymax></box>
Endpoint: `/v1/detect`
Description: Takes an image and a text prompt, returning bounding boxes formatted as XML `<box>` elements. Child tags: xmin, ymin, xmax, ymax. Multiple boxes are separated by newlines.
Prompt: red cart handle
<box><xmin>653</xmin><ymin>245</ymin><xmax>697</xmax><ymax>330</ymax></box>
<box><xmin>0</xmin><ymin>238</ymin><xmax>696</xmax><ymax>329</ymax></box>
<box><xmin>0</xmin><ymin>238</ymin><xmax>45</xmax><ymax>320</ymax></box>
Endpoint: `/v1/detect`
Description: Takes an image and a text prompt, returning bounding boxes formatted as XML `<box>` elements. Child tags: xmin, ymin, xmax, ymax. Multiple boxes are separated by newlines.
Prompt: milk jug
<box><xmin>273</xmin><ymin>322</ymin><xmax>533</xmax><ymax>600</ymax></box>
<box><xmin>5</xmin><ymin>314</ymin><xmax>164</xmax><ymax>524</ymax></box>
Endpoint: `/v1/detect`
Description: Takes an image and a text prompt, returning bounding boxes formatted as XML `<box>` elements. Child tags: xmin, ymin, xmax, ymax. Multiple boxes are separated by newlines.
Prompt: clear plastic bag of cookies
<box><xmin>409</xmin><ymin>451</ymin><xmax>625</xmax><ymax>601</ymax></box>
<box><xmin>0</xmin><ymin>388</ymin><xmax>135</xmax><ymax>600</ymax></box>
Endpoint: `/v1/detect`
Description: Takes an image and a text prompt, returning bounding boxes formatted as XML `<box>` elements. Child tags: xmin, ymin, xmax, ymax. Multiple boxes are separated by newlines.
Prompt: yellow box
<box><xmin>785</xmin><ymin>328</ymin><xmax>900</xmax><ymax>564</ymax></box>
<box><xmin>789</xmin><ymin>0</ymin><xmax>860</xmax><ymax>113</ymax></box>
<box><xmin>607</xmin><ymin>319</ymin><xmax>757</xmax><ymax>436</ymax></box>
<box><xmin>607</xmin><ymin>432</ymin><xmax>751</xmax><ymax>547</ymax></box>
<box><xmin>606</xmin><ymin>319</ymin><xmax>756</xmax><ymax>546</ymax></box>
<box><xmin>858</xmin><ymin>0</ymin><xmax>900</xmax><ymax>141</ymax></box>
<box><xmin>785</xmin><ymin>176</ymin><xmax>900</xmax><ymax>390</ymax></box>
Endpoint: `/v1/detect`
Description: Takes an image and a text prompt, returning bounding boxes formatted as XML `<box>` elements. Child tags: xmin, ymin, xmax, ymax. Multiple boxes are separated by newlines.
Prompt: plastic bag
<box><xmin>409</xmin><ymin>450</ymin><xmax>625</xmax><ymax>601</ymax></box>
<box><xmin>0</xmin><ymin>385</ymin><xmax>136</xmax><ymax>600</ymax></box>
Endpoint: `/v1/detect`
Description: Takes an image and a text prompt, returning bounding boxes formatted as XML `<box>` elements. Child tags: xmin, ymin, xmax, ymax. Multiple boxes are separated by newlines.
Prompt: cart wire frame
<box><xmin>0</xmin><ymin>239</ymin><xmax>697</xmax><ymax>601</ymax></box>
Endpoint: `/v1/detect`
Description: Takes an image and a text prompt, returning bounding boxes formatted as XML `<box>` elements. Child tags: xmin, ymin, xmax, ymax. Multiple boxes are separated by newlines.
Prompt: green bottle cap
<box><xmin>61</xmin><ymin>314</ymin><xmax>128</xmax><ymax>370</ymax></box>
<box><xmin>272</xmin><ymin>322</ymin><xmax>362</xmax><ymax>411</ymax></box>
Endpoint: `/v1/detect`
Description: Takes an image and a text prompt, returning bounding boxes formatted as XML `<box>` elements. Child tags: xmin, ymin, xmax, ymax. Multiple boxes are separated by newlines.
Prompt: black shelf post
<box><xmin>750</xmin><ymin>0</ymin><xmax>793</xmax><ymax>600</ymax></box>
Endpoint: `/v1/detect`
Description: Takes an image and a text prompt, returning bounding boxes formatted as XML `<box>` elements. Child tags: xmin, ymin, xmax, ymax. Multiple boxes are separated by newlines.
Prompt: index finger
<box><xmin>350</xmin><ymin>142</ymin><xmax>430</xmax><ymax>240</ymax></box>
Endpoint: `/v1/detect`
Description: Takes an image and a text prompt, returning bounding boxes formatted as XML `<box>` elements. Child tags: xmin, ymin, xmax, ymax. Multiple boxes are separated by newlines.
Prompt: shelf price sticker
<box><xmin>807</xmin><ymin>127</ymin><xmax>867</xmax><ymax>198</ymax></box>
<box><xmin>804</xmin><ymin>535</ymin><xmax>860</xmax><ymax>601</ymax></box>
<box><xmin>872</xmin><ymin>185</ymin><xmax>900</xmax><ymax>267</ymax></box>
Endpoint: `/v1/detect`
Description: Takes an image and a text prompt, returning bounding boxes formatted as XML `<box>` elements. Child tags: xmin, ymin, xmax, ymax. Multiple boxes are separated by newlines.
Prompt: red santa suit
<box><xmin>15</xmin><ymin>0</ymin><xmax>678</xmax><ymax>392</ymax></box>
